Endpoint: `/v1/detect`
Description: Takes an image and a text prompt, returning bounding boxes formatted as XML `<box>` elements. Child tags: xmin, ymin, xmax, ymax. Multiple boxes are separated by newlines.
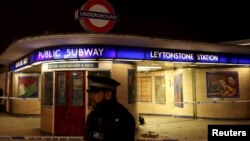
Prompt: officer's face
<box><xmin>89</xmin><ymin>90</ymin><xmax>112</xmax><ymax>105</ymax></box>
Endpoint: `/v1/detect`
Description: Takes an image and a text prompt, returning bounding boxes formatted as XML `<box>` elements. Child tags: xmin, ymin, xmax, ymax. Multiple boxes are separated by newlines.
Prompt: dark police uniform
<box><xmin>84</xmin><ymin>76</ymin><xmax>136</xmax><ymax>141</ymax></box>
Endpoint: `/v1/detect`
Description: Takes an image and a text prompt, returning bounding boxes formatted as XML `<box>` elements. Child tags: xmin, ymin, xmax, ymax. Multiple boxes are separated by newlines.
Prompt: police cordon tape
<box><xmin>0</xmin><ymin>96</ymin><xmax>41</xmax><ymax>101</ymax></box>
<box><xmin>0</xmin><ymin>136</ymin><xmax>177</xmax><ymax>141</ymax></box>
<box><xmin>1</xmin><ymin>96</ymin><xmax>250</xmax><ymax>104</ymax></box>
<box><xmin>136</xmin><ymin>138</ymin><xmax>178</xmax><ymax>141</ymax></box>
<box><xmin>0</xmin><ymin>136</ymin><xmax>84</xmax><ymax>141</ymax></box>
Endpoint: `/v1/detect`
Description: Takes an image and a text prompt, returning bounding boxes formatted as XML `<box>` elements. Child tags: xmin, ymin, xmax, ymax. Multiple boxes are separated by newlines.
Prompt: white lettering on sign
<box><xmin>54</xmin><ymin>49</ymin><xmax>61</xmax><ymax>58</ymax></box>
<box><xmin>79</xmin><ymin>48</ymin><xmax>104</xmax><ymax>57</ymax></box>
<box><xmin>197</xmin><ymin>54</ymin><xmax>219</xmax><ymax>62</ymax></box>
<box><xmin>15</xmin><ymin>57</ymin><xmax>28</xmax><ymax>68</ymax></box>
<box><xmin>64</xmin><ymin>49</ymin><xmax>78</xmax><ymax>58</ymax></box>
<box><xmin>150</xmin><ymin>51</ymin><xmax>194</xmax><ymax>60</ymax></box>
<box><xmin>36</xmin><ymin>48</ymin><xmax>106</xmax><ymax>60</ymax></box>
<box><xmin>80</xmin><ymin>11</ymin><xmax>118</xmax><ymax>21</ymax></box>
<box><xmin>37</xmin><ymin>50</ymin><xmax>53</xmax><ymax>59</ymax></box>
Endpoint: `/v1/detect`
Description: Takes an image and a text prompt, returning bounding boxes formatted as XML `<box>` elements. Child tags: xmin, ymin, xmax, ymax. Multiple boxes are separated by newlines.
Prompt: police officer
<box><xmin>84</xmin><ymin>75</ymin><xmax>136</xmax><ymax>141</ymax></box>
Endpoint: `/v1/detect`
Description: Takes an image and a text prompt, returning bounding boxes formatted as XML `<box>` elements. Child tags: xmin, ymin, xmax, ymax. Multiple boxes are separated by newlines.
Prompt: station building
<box><xmin>1</xmin><ymin>0</ymin><xmax>250</xmax><ymax>136</ymax></box>
<box><xmin>0</xmin><ymin>34</ymin><xmax>250</xmax><ymax>135</ymax></box>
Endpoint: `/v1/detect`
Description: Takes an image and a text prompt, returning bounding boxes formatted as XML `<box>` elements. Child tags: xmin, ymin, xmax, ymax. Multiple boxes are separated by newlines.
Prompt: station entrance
<box><xmin>54</xmin><ymin>71</ymin><xmax>86</xmax><ymax>136</ymax></box>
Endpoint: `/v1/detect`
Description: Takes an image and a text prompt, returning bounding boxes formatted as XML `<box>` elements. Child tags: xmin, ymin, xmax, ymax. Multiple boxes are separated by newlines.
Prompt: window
<box><xmin>42</xmin><ymin>72</ymin><xmax>53</xmax><ymax>106</ymax></box>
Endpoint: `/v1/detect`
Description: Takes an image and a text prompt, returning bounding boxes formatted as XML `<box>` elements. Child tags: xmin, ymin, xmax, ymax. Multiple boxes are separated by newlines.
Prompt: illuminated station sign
<box><xmin>10</xmin><ymin>45</ymin><xmax>250</xmax><ymax>71</ymax></box>
<box><xmin>35</xmin><ymin>46</ymin><xmax>116</xmax><ymax>61</ymax></box>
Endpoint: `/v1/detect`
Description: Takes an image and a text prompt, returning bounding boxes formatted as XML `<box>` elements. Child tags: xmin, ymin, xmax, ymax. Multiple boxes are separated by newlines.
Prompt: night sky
<box><xmin>1</xmin><ymin>0</ymin><xmax>250</xmax><ymax>54</ymax></box>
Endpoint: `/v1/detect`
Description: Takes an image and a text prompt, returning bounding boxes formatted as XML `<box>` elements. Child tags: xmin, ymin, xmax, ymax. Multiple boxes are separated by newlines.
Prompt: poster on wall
<box><xmin>128</xmin><ymin>69</ymin><xmax>136</xmax><ymax>104</ymax></box>
<box><xmin>155</xmin><ymin>76</ymin><xmax>166</xmax><ymax>104</ymax></box>
<box><xmin>137</xmin><ymin>77</ymin><xmax>152</xmax><ymax>102</ymax></box>
<box><xmin>174</xmin><ymin>74</ymin><xmax>183</xmax><ymax>108</ymax></box>
<box><xmin>206</xmin><ymin>71</ymin><xmax>239</xmax><ymax>98</ymax></box>
<box><xmin>18</xmin><ymin>75</ymin><xmax>39</xmax><ymax>98</ymax></box>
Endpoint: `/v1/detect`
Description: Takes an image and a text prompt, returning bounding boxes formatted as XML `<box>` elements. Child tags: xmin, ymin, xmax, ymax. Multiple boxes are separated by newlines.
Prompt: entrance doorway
<box><xmin>54</xmin><ymin>71</ymin><xmax>86</xmax><ymax>136</ymax></box>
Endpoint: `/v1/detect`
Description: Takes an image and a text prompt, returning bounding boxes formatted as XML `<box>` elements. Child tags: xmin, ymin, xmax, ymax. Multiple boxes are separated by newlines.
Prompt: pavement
<box><xmin>136</xmin><ymin>115</ymin><xmax>250</xmax><ymax>141</ymax></box>
<box><xmin>0</xmin><ymin>112</ymin><xmax>250</xmax><ymax>141</ymax></box>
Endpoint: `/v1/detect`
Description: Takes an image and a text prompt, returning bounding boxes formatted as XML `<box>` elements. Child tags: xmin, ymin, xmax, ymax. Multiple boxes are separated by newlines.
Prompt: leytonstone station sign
<box><xmin>9</xmin><ymin>45</ymin><xmax>250</xmax><ymax>71</ymax></box>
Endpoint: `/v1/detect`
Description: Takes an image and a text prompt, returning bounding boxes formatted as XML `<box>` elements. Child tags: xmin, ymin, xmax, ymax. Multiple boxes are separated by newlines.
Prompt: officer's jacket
<box><xmin>84</xmin><ymin>100</ymin><xmax>135</xmax><ymax>141</ymax></box>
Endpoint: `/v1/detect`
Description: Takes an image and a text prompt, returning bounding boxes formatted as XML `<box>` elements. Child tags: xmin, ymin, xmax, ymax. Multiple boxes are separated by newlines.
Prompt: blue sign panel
<box><xmin>238</xmin><ymin>55</ymin><xmax>250</xmax><ymax>64</ymax></box>
<box><xmin>9</xmin><ymin>64</ymin><xmax>15</xmax><ymax>71</ymax></box>
<box><xmin>230</xmin><ymin>56</ymin><xmax>239</xmax><ymax>64</ymax></box>
<box><xmin>9</xmin><ymin>44</ymin><xmax>250</xmax><ymax>71</ymax></box>
<box><xmin>116</xmin><ymin>48</ymin><xmax>145</xmax><ymax>59</ymax></box>
<box><xmin>218</xmin><ymin>54</ymin><xmax>238</xmax><ymax>64</ymax></box>
<box><xmin>29</xmin><ymin>53</ymin><xmax>36</xmax><ymax>64</ymax></box>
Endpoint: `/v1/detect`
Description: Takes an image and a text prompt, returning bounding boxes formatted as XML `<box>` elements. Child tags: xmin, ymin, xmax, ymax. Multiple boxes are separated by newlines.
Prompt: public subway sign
<box><xmin>75</xmin><ymin>0</ymin><xmax>119</xmax><ymax>33</ymax></box>
<box><xmin>9</xmin><ymin>45</ymin><xmax>250</xmax><ymax>71</ymax></box>
<box><xmin>35</xmin><ymin>46</ymin><xmax>116</xmax><ymax>61</ymax></box>
<box><xmin>33</xmin><ymin>46</ymin><xmax>244</xmax><ymax>63</ymax></box>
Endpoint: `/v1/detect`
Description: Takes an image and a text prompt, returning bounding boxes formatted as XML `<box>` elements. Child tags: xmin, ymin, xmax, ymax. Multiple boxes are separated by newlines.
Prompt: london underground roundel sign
<box><xmin>77</xmin><ymin>0</ymin><xmax>119</xmax><ymax>33</ymax></box>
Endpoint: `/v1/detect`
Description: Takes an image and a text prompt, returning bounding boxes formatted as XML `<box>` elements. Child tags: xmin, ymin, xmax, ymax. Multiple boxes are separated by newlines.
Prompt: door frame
<box><xmin>54</xmin><ymin>70</ymin><xmax>87</xmax><ymax>136</ymax></box>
